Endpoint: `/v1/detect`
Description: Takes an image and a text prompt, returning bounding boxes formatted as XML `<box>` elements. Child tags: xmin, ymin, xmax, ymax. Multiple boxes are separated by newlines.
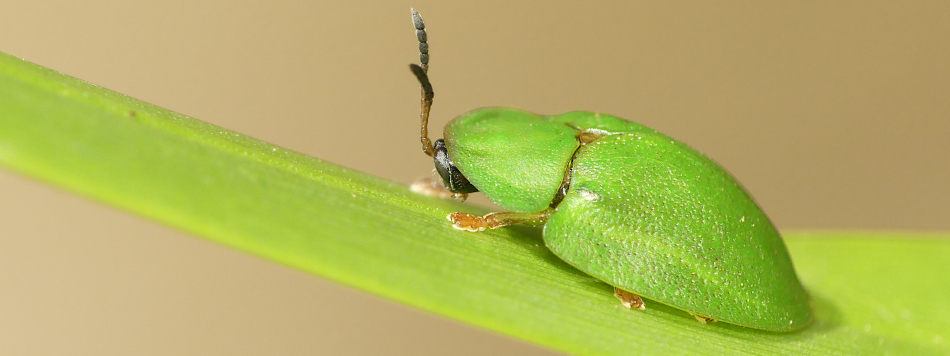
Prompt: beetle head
<box><xmin>432</xmin><ymin>139</ymin><xmax>478</xmax><ymax>194</ymax></box>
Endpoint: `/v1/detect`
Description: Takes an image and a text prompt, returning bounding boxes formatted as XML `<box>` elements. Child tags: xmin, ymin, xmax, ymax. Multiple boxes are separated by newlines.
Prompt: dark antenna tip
<box><xmin>411</xmin><ymin>8</ymin><xmax>424</xmax><ymax>30</ymax></box>
<box><xmin>411</xmin><ymin>8</ymin><xmax>429</xmax><ymax>69</ymax></box>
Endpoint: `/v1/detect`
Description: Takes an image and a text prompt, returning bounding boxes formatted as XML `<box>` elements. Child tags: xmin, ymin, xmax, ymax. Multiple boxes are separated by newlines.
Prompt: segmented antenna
<box><xmin>410</xmin><ymin>8</ymin><xmax>436</xmax><ymax>157</ymax></box>
<box><xmin>412</xmin><ymin>8</ymin><xmax>429</xmax><ymax>72</ymax></box>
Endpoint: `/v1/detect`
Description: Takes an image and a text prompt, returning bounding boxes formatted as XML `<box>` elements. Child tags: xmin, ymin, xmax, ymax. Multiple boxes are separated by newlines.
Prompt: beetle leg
<box><xmin>410</xmin><ymin>177</ymin><xmax>468</xmax><ymax>201</ymax></box>
<box><xmin>448</xmin><ymin>209</ymin><xmax>552</xmax><ymax>232</ymax></box>
<box><xmin>692</xmin><ymin>314</ymin><xmax>715</xmax><ymax>324</ymax></box>
<box><xmin>613</xmin><ymin>287</ymin><xmax>646</xmax><ymax>310</ymax></box>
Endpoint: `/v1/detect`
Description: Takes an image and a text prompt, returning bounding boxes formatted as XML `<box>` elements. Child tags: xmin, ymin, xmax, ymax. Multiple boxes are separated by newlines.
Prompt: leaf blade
<box><xmin>1</xmin><ymin>52</ymin><xmax>947</xmax><ymax>355</ymax></box>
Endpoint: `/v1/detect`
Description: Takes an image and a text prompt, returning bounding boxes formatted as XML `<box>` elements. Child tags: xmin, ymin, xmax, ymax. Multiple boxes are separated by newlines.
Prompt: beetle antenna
<box><xmin>410</xmin><ymin>8</ymin><xmax>436</xmax><ymax>157</ymax></box>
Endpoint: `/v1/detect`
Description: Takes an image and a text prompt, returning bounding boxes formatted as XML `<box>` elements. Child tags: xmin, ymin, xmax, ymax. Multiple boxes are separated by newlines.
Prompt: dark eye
<box><xmin>433</xmin><ymin>140</ymin><xmax>478</xmax><ymax>194</ymax></box>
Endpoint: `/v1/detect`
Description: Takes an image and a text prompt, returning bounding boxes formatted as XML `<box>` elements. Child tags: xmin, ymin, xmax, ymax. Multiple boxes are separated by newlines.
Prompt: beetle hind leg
<box><xmin>448</xmin><ymin>209</ymin><xmax>552</xmax><ymax>232</ymax></box>
<box><xmin>692</xmin><ymin>314</ymin><xmax>715</xmax><ymax>324</ymax></box>
<box><xmin>614</xmin><ymin>287</ymin><xmax>646</xmax><ymax>310</ymax></box>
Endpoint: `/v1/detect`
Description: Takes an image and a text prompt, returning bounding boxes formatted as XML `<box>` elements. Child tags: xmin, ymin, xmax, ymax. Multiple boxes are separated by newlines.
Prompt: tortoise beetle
<box><xmin>407</xmin><ymin>9</ymin><xmax>811</xmax><ymax>331</ymax></box>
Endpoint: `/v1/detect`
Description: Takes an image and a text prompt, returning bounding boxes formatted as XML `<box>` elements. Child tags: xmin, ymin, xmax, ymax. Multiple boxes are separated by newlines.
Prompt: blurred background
<box><xmin>1</xmin><ymin>1</ymin><xmax>947</xmax><ymax>355</ymax></box>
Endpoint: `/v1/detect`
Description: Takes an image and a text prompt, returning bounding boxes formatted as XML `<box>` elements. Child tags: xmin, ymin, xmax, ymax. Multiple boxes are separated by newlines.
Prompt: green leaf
<box><xmin>1</xmin><ymin>51</ymin><xmax>947</xmax><ymax>355</ymax></box>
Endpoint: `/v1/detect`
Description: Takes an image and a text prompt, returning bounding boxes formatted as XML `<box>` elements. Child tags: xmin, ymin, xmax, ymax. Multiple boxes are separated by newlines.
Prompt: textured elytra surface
<box><xmin>447</xmin><ymin>109</ymin><xmax>812</xmax><ymax>331</ymax></box>
<box><xmin>545</xmin><ymin>134</ymin><xmax>811</xmax><ymax>331</ymax></box>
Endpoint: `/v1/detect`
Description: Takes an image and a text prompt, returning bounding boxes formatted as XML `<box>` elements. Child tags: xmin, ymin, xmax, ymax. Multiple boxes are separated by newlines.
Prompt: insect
<box><xmin>407</xmin><ymin>9</ymin><xmax>812</xmax><ymax>331</ymax></box>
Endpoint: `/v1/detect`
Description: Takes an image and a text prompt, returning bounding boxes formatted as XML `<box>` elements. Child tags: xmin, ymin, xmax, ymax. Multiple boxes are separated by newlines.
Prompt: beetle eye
<box><xmin>433</xmin><ymin>140</ymin><xmax>479</xmax><ymax>194</ymax></box>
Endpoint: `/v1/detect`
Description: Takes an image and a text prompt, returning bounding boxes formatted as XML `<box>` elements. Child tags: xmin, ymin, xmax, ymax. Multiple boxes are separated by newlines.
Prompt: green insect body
<box><xmin>408</xmin><ymin>9</ymin><xmax>812</xmax><ymax>332</ymax></box>
<box><xmin>449</xmin><ymin>108</ymin><xmax>812</xmax><ymax>331</ymax></box>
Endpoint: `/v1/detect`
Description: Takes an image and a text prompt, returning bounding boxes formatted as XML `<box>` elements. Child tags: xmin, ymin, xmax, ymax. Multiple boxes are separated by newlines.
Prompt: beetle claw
<box><xmin>448</xmin><ymin>212</ymin><xmax>489</xmax><ymax>232</ymax></box>
<box><xmin>410</xmin><ymin>177</ymin><xmax>470</xmax><ymax>201</ymax></box>
<box><xmin>410</xmin><ymin>177</ymin><xmax>456</xmax><ymax>199</ymax></box>
<box><xmin>614</xmin><ymin>287</ymin><xmax>646</xmax><ymax>310</ymax></box>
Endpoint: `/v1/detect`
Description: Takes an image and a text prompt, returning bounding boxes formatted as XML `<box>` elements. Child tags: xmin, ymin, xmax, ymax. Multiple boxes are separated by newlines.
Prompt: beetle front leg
<box><xmin>448</xmin><ymin>209</ymin><xmax>552</xmax><ymax>232</ymax></box>
<box><xmin>410</xmin><ymin>177</ymin><xmax>469</xmax><ymax>201</ymax></box>
<box><xmin>614</xmin><ymin>287</ymin><xmax>646</xmax><ymax>310</ymax></box>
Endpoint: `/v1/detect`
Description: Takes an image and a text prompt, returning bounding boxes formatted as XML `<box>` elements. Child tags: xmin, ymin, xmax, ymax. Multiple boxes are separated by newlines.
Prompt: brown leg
<box><xmin>692</xmin><ymin>314</ymin><xmax>715</xmax><ymax>324</ymax></box>
<box><xmin>448</xmin><ymin>209</ymin><xmax>552</xmax><ymax>232</ymax></box>
<box><xmin>614</xmin><ymin>287</ymin><xmax>646</xmax><ymax>310</ymax></box>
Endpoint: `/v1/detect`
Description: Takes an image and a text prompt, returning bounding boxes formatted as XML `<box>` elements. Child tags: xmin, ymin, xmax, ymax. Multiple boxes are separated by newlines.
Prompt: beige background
<box><xmin>1</xmin><ymin>1</ymin><xmax>948</xmax><ymax>355</ymax></box>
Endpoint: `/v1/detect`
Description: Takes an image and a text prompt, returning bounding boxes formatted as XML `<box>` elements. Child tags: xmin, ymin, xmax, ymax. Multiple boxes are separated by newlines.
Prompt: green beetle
<box><xmin>407</xmin><ymin>9</ymin><xmax>812</xmax><ymax>331</ymax></box>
